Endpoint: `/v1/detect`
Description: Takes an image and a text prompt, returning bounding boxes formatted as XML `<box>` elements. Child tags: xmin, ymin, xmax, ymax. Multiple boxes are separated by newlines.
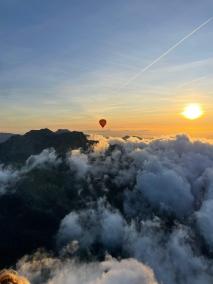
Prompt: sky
<box><xmin>0</xmin><ymin>0</ymin><xmax>213</xmax><ymax>137</ymax></box>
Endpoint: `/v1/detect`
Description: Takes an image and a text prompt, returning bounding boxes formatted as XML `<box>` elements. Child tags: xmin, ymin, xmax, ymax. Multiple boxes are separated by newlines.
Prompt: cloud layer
<box><xmin>1</xmin><ymin>134</ymin><xmax>213</xmax><ymax>283</ymax></box>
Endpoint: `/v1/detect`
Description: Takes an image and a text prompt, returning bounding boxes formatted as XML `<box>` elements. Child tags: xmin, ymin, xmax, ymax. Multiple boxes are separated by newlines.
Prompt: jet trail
<box><xmin>122</xmin><ymin>17</ymin><xmax>212</xmax><ymax>88</ymax></box>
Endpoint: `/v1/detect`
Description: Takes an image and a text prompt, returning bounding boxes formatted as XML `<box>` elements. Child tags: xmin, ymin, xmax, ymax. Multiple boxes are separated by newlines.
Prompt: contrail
<box><xmin>122</xmin><ymin>17</ymin><xmax>213</xmax><ymax>88</ymax></box>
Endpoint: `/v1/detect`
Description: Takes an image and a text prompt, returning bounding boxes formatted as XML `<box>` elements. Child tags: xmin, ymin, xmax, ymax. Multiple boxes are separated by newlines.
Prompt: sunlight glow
<box><xmin>182</xmin><ymin>104</ymin><xmax>203</xmax><ymax>120</ymax></box>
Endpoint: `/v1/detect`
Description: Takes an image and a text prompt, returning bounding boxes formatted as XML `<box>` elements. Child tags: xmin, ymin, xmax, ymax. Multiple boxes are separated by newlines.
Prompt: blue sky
<box><xmin>0</xmin><ymin>0</ymin><xmax>212</xmax><ymax>135</ymax></box>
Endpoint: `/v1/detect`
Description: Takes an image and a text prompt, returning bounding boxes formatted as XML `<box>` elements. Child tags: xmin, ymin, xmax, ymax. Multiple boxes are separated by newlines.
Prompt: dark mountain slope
<box><xmin>0</xmin><ymin>133</ymin><xmax>14</xmax><ymax>143</ymax></box>
<box><xmin>0</xmin><ymin>128</ymin><xmax>95</xmax><ymax>164</ymax></box>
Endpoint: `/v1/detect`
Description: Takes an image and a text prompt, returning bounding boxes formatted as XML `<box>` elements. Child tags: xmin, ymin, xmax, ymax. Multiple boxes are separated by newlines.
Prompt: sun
<box><xmin>182</xmin><ymin>104</ymin><xmax>203</xmax><ymax>120</ymax></box>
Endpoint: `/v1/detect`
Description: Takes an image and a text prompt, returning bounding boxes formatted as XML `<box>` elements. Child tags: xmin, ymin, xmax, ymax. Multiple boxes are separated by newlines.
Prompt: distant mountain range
<box><xmin>0</xmin><ymin>128</ymin><xmax>96</xmax><ymax>164</ymax></box>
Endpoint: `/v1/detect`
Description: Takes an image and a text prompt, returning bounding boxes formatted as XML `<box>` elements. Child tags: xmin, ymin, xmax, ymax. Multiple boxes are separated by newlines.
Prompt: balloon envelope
<box><xmin>99</xmin><ymin>119</ymin><xmax>107</xmax><ymax>128</ymax></box>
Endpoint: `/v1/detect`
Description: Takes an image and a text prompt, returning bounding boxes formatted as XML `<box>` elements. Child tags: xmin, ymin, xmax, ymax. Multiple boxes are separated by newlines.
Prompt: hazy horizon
<box><xmin>2</xmin><ymin>128</ymin><xmax>213</xmax><ymax>140</ymax></box>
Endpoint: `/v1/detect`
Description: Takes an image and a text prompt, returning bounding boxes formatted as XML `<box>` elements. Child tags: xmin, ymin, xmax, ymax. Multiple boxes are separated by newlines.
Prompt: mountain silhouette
<box><xmin>0</xmin><ymin>128</ymin><xmax>95</xmax><ymax>164</ymax></box>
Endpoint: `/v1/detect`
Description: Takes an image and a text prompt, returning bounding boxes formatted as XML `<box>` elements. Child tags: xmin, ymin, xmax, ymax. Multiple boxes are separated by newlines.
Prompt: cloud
<box><xmin>0</xmin><ymin>149</ymin><xmax>61</xmax><ymax>195</ymax></box>
<box><xmin>0</xmin><ymin>164</ymin><xmax>18</xmax><ymax>195</ymax></box>
<box><xmin>67</xmin><ymin>149</ymin><xmax>90</xmax><ymax>178</ymax></box>
<box><xmin>49</xmin><ymin>258</ymin><xmax>158</xmax><ymax>284</ymax></box>
<box><xmin>57</xmin><ymin>203</ymin><xmax>127</xmax><ymax>252</ymax></box>
<box><xmin>25</xmin><ymin>148</ymin><xmax>61</xmax><ymax>170</ymax></box>
<box><xmin>136</xmin><ymin>168</ymin><xmax>194</xmax><ymax>217</ymax></box>
<box><xmin>17</xmin><ymin>253</ymin><xmax>158</xmax><ymax>284</ymax></box>
<box><xmin>1</xmin><ymin>134</ymin><xmax>213</xmax><ymax>284</ymax></box>
<box><xmin>56</xmin><ymin>203</ymin><xmax>213</xmax><ymax>284</ymax></box>
<box><xmin>196</xmin><ymin>200</ymin><xmax>213</xmax><ymax>251</ymax></box>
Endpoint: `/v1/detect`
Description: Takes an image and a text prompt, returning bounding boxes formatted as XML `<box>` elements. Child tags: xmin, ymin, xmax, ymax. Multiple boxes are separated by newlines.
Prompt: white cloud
<box><xmin>136</xmin><ymin>168</ymin><xmax>194</xmax><ymax>217</ymax></box>
<box><xmin>196</xmin><ymin>200</ymin><xmax>213</xmax><ymax>251</ymax></box>
<box><xmin>68</xmin><ymin>149</ymin><xmax>90</xmax><ymax>178</ymax></box>
<box><xmin>17</xmin><ymin>254</ymin><xmax>158</xmax><ymax>284</ymax></box>
<box><xmin>2</xmin><ymin>134</ymin><xmax>213</xmax><ymax>284</ymax></box>
<box><xmin>0</xmin><ymin>164</ymin><xmax>18</xmax><ymax>195</ymax></box>
<box><xmin>25</xmin><ymin>148</ymin><xmax>61</xmax><ymax>170</ymax></box>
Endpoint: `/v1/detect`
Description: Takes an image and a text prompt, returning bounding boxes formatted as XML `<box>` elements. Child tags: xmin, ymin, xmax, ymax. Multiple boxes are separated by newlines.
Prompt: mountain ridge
<box><xmin>0</xmin><ymin>128</ymin><xmax>96</xmax><ymax>164</ymax></box>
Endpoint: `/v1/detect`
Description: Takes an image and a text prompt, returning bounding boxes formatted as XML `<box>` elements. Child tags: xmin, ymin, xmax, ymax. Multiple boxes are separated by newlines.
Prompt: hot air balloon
<box><xmin>99</xmin><ymin>119</ymin><xmax>107</xmax><ymax>128</ymax></box>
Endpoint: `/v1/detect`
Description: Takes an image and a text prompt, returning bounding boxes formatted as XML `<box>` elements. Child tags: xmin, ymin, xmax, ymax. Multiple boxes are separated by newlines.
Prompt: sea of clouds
<box><xmin>1</xmin><ymin>134</ymin><xmax>213</xmax><ymax>283</ymax></box>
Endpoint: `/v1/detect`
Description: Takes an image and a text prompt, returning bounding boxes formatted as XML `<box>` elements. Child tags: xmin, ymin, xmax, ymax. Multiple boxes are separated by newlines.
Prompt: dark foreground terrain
<box><xmin>0</xmin><ymin>130</ymin><xmax>213</xmax><ymax>284</ymax></box>
<box><xmin>0</xmin><ymin>133</ymin><xmax>14</xmax><ymax>143</ymax></box>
